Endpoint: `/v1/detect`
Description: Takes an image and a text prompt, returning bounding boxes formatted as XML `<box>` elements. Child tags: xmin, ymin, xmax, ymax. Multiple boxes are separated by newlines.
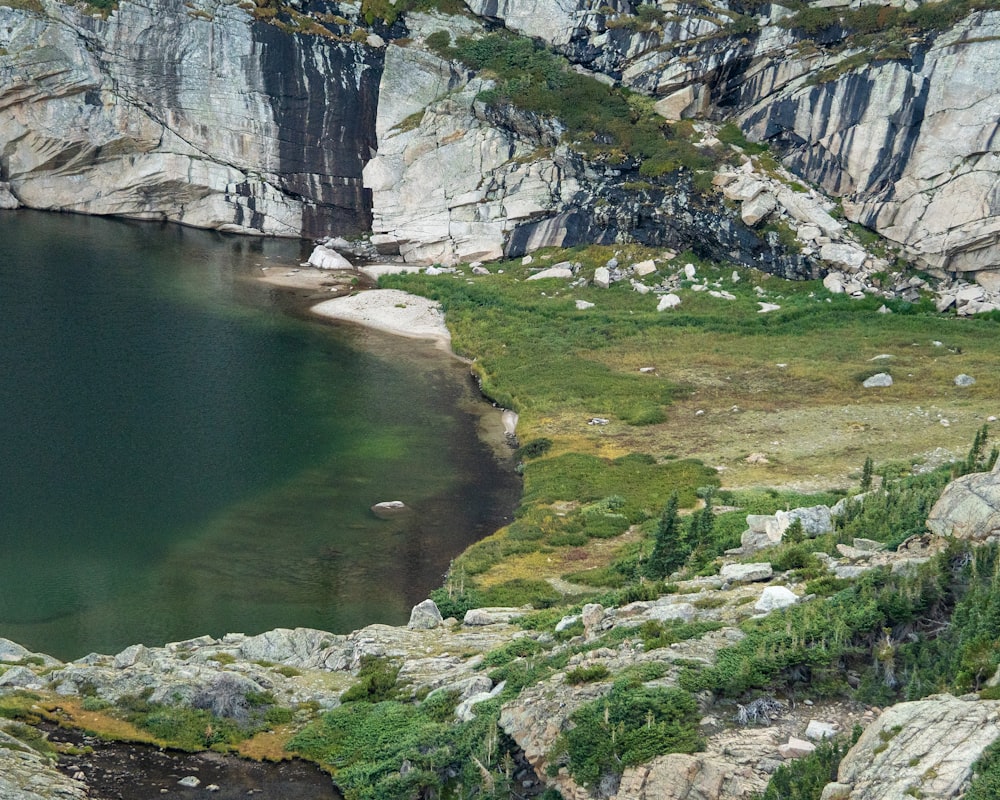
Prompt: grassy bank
<box><xmin>379</xmin><ymin>244</ymin><xmax>1000</xmax><ymax>603</ymax></box>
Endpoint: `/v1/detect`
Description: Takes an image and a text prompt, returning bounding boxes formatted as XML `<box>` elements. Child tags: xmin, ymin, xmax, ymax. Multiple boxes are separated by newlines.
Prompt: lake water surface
<box><xmin>0</xmin><ymin>210</ymin><xmax>519</xmax><ymax>660</ymax></box>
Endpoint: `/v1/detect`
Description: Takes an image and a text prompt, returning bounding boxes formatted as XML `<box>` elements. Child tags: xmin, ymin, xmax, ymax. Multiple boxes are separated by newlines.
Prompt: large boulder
<box><xmin>408</xmin><ymin>599</ymin><xmax>443</xmax><ymax>630</ymax></box>
<box><xmin>926</xmin><ymin>461</ymin><xmax>1000</xmax><ymax>540</ymax></box>
<box><xmin>826</xmin><ymin>695</ymin><xmax>1000</xmax><ymax>799</ymax></box>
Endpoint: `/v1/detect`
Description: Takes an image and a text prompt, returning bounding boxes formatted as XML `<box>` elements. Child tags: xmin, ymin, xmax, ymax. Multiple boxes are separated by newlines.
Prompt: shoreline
<box><xmin>252</xmin><ymin>261</ymin><xmax>519</xmax><ymax>460</ymax></box>
<box><xmin>310</xmin><ymin>287</ymin><xmax>454</xmax><ymax>353</ymax></box>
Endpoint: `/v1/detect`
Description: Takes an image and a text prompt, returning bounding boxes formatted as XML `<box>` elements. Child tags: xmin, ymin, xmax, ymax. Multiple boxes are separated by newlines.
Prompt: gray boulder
<box><xmin>114</xmin><ymin>643</ymin><xmax>153</xmax><ymax>670</ymax></box>
<box><xmin>755</xmin><ymin>586</ymin><xmax>799</xmax><ymax>613</ymax></box>
<box><xmin>371</xmin><ymin>500</ymin><xmax>409</xmax><ymax>519</ymax></box>
<box><xmin>408</xmin><ymin>599</ymin><xmax>443</xmax><ymax>630</ymax></box>
<box><xmin>954</xmin><ymin>373</ymin><xmax>976</xmax><ymax>386</ymax></box>
<box><xmin>862</xmin><ymin>373</ymin><xmax>893</xmax><ymax>388</ymax></box>
<box><xmin>648</xmin><ymin>602</ymin><xmax>696</xmax><ymax>624</ymax></box>
<box><xmin>720</xmin><ymin>563</ymin><xmax>773</xmax><ymax>583</ymax></box>
<box><xmin>526</xmin><ymin>267</ymin><xmax>573</xmax><ymax>281</ymax></box>
<box><xmin>926</xmin><ymin>460</ymin><xmax>1000</xmax><ymax>540</ymax></box>
<box><xmin>0</xmin><ymin>666</ymin><xmax>42</xmax><ymax>689</ymax></box>
<box><xmin>463</xmin><ymin>607</ymin><xmax>524</xmax><ymax>626</ymax></box>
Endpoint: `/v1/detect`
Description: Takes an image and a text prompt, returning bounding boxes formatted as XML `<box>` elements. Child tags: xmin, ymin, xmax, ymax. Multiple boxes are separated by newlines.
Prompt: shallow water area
<box><xmin>45</xmin><ymin>724</ymin><xmax>342</xmax><ymax>800</ymax></box>
<box><xmin>0</xmin><ymin>210</ymin><xmax>519</xmax><ymax>660</ymax></box>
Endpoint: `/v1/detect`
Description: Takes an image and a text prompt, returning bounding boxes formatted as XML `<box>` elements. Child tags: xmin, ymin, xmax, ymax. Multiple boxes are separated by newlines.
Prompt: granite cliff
<box><xmin>0</xmin><ymin>0</ymin><xmax>381</xmax><ymax>236</ymax></box>
<box><xmin>1</xmin><ymin>0</ymin><xmax>997</xmax><ymax>283</ymax></box>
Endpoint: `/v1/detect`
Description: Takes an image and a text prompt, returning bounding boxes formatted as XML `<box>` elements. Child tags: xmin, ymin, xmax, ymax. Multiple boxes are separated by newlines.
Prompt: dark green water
<box><xmin>0</xmin><ymin>210</ymin><xmax>518</xmax><ymax>660</ymax></box>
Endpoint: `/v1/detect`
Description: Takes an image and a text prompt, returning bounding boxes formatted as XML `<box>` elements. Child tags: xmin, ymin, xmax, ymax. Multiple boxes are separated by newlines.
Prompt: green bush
<box><xmin>551</xmin><ymin>685</ymin><xmax>702</xmax><ymax>785</ymax></box>
<box><xmin>516</xmin><ymin>437</ymin><xmax>554</xmax><ymax>460</ymax></box>
<box><xmin>340</xmin><ymin>657</ymin><xmax>401</xmax><ymax>703</ymax></box>
<box><xmin>565</xmin><ymin>665</ymin><xmax>611</xmax><ymax>684</ymax></box>
<box><xmin>481</xmin><ymin>637</ymin><xmax>547</xmax><ymax>668</ymax></box>
<box><xmin>478</xmin><ymin>578</ymin><xmax>561</xmax><ymax>608</ymax></box>
<box><xmin>761</xmin><ymin>732</ymin><xmax>859</xmax><ymax>800</ymax></box>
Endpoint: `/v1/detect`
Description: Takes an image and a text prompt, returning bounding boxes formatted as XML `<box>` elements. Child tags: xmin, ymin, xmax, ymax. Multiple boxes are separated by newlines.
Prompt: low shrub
<box><xmin>550</xmin><ymin>685</ymin><xmax>702</xmax><ymax>786</ymax></box>
<box><xmin>340</xmin><ymin>657</ymin><xmax>401</xmax><ymax>703</ymax></box>
<box><xmin>565</xmin><ymin>664</ymin><xmax>611</xmax><ymax>684</ymax></box>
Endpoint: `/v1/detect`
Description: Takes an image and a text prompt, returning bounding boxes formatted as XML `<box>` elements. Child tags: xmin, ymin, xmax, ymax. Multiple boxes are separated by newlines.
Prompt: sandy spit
<box><xmin>310</xmin><ymin>288</ymin><xmax>453</xmax><ymax>351</ymax></box>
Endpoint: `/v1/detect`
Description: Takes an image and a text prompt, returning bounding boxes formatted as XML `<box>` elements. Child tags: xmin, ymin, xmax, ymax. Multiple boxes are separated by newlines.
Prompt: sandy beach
<box><xmin>310</xmin><ymin>288</ymin><xmax>453</xmax><ymax>351</ymax></box>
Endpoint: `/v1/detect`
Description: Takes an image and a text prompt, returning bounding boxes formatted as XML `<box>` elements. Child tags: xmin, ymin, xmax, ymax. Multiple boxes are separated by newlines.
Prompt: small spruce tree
<box><xmin>785</xmin><ymin>518</ymin><xmax>805</xmax><ymax>544</ymax></box>
<box><xmin>860</xmin><ymin>456</ymin><xmax>874</xmax><ymax>492</ymax></box>
<box><xmin>646</xmin><ymin>493</ymin><xmax>685</xmax><ymax>580</ymax></box>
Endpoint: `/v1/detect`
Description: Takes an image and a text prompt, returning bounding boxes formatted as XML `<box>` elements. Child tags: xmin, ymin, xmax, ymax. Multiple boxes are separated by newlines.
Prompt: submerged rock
<box><xmin>371</xmin><ymin>500</ymin><xmax>409</xmax><ymax>519</ymax></box>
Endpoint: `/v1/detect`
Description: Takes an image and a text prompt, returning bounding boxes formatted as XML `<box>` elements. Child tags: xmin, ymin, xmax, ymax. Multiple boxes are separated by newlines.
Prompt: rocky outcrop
<box><xmin>0</xmin><ymin>727</ymin><xmax>87</xmax><ymax>800</ymax></box>
<box><xmin>824</xmin><ymin>694</ymin><xmax>1000</xmax><ymax>799</ymax></box>
<box><xmin>926</xmin><ymin>460</ymin><xmax>1000</xmax><ymax>540</ymax></box>
<box><xmin>736</xmin><ymin>11</ymin><xmax>1000</xmax><ymax>278</ymax></box>
<box><xmin>364</xmin><ymin>43</ymin><xmax>574</xmax><ymax>263</ymax></box>
<box><xmin>0</xmin><ymin>0</ymin><xmax>381</xmax><ymax>237</ymax></box>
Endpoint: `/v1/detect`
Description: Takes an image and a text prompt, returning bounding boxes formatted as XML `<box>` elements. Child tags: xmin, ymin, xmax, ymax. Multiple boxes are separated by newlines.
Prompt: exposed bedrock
<box><xmin>0</xmin><ymin>0</ymin><xmax>381</xmax><ymax>236</ymax></box>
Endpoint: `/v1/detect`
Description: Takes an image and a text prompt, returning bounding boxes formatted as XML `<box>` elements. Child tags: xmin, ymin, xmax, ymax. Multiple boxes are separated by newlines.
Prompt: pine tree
<box><xmin>860</xmin><ymin>456</ymin><xmax>874</xmax><ymax>492</ymax></box>
<box><xmin>646</xmin><ymin>493</ymin><xmax>685</xmax><ymax>580</ymax></box>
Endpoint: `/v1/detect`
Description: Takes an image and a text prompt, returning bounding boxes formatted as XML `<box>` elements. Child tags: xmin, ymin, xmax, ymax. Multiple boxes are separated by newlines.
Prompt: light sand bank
<box><xmin>310</xmin><ymin>289</ymin><xmax>453</xmax><ymax>351</ymax></box>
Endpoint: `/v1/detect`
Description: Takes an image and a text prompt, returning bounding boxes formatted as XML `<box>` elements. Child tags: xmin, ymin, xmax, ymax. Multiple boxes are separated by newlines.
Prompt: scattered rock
<box><xmin>720</xmin><ymin>563</ymin><xmax>773</xmax><ymax>583</ymax></box>
<box><xmin>463</xmin><ymin>608</ymin><xmax>525</xmax><ymax>626</ymax></box>
<box><xmin>955</xmin><ymin>374</ymin><xmax>976</xmax><ymax>386</ymax></box>
<box><xmin>632</xmin><ymin>259</ymin><xmax>657</xmax><ymax>277</ymax></box>
<box><xmin>308</xmin><ymin>245</ymin><xmax>354</xmax><ymax>270</ymax></box>
<box><xmin>575</xmin><ymin>300</ymin><xmax>595</xmax><ymax>310</ymax></box>
<box><xmin>657</xmin><ymin>293</ymin><xmax>682</xmax><ymax>311</ymax></box>
<box><xmin>741</xmin><ymin>190</ymin><xmax>777</xmax><ymax>226</ymax></box>
<box><xmin>581</xmin><ymin>603</ymin><xmax>606</xmax><ymax>637</ymax></box>
<box><xmin>778</xmin><ymin>737</ymin><xmax>816</xmax><ymax>759</ymax></box>
<box><xmin>862</xmin><ymin>373</ymin><xmax>893</xmax><ymax>388</ymax></box>
<box><xmin>755</xmin><ymin>586</ymin><xmax>799</xmax><ymax>613</ymax></box>
<box><xmin>593</xmin><ymin>267</ymin><xmax>611</xmax><ymax>289</ymax></box>
<box><xmin>178</xmin><ymin>776</ymin><xmax>201</xmax><ymax>788</ymax></box>
<box><xmin>526</xmin><ymin>267</ymin><xmax>573</xmax><ymax>281</ymax></box>
<box><xmin>555</xmin><ymin>615</ymin><xmax>580</xmax><ymax>633</ymax></box>
<box><xmin>805</xmin><ymin>720</ymin><xmax>837</xmax><ymax>740</ymax></box>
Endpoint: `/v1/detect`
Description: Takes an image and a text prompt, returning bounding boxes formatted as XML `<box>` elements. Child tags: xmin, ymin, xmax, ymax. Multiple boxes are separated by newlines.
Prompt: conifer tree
<box><xmin>646</xmin><ymin>492</ymin><xmax>685</xmax><ymax>580</ymax></box>
<box><xmin>860</xmin><ymin>456</ymin><xmax>874</xmax><ymax>492</ymax></box>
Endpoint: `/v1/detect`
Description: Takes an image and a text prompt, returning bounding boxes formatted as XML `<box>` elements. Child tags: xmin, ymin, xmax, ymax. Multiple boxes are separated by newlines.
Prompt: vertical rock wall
<box><xmin>0</xmin><ymin>0</ymin><xmax>381</xmax><ymax>237</ymax></box>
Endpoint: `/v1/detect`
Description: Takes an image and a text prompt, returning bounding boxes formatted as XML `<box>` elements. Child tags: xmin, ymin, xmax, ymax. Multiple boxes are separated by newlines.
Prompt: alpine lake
<box><xmin>0</xmin><ymin>210</ymin><xmax>520</xmax><ymax>660</ymax></box>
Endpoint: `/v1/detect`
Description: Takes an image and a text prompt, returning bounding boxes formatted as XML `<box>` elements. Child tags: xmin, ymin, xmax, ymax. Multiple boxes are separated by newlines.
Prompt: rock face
<box><xmin>825</xmin><ymin>695</ymin><xmax>1000</xmax><ymax>799</ymax></box>
<box><xmin>465</xmin><ymin>0</ymin><xmax>1000</xmax><ymax>277</ymax></box>
<box><xmin>0</xmin><ymin>727</ymin><xmax>87</xmax><ymax>800</ymax></box>
<box><xmin>1</xmin><ymin>0</ymin><xmax>998</xmax><ymax>274</ymax></box>
<box><xmin>736</xmin><ymin>12</ymin><xmax>1000</xmax><ymax>278</ymax></box>
<box><xmin>364</xmin><ymin>44</ymin><xmax>573</xmax><ymax>264</ymax></box>
<box><xmin>0</xmin><ymin>0</ymin><xmax>380</xmax><ymax>237</ymax></box>
<box><xmin>926</xmin><ymin>460</ymin><xmax>1000</xmax><ymax>540</ymax></box>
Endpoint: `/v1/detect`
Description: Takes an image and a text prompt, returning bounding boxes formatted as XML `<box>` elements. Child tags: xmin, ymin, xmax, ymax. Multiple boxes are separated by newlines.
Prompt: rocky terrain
<box><xmin>4</xmin><ymin>1</ymin><xmax>1000</xmax><ymax>798</ymax></box>
<box><xmin>4</xmin><ymin>460</ymin><xmax>1000</xmax><ymax>799</ymax></box>
<box><xmin>1</xmin><ymin>0</ymin><xmax>998</xmax><ymax>288</ymax></box>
